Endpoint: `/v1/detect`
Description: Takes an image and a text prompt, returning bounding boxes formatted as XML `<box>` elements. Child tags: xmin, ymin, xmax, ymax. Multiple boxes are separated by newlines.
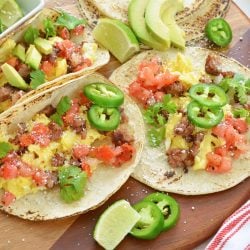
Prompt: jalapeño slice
<box><xmin>205</xmin><ymin>18</ymin><xmax>232</xmax><ymax>47</ymax></box>
<box><xmin>130</xmin><ymin>200</ymin><xmax>164</xmax><ymax>240</ymax></box>
<box><xmin>83</xmin><ymin>83</ymin><xmax>124</xmax><ymax>108</ymax></box>
<box><xmin>187</xmin><ymin>101</ymin><xmax>224</xmax><ymax>129</ymax></box>
<box><xmin>144</xmin><ymin>193</ymin><xmax>180</xmax><ymax>231</ymax></box>
<box><xmin>189</xmin><ymin>84</ymin><xmax>227</xmax><ymax>107</ymax></box>
<box><xmin>87</xmin><ymin>105</ymin><xmax>120</xmax><ymax>131</ymax></box>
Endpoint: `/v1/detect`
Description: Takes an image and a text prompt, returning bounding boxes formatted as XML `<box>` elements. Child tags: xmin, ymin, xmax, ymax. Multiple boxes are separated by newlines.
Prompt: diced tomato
<box><xmin>6</xmin><ymin>56</ymin><xmax>19</xmax><ymax>68</ymax></box>
<box><xmin>19</xmin><ymin>133</ymin><xmax>34</xmax><ymax>147</ymax></box>
<box><xmin>72</xmin><ymin>58</ymin><xmax>92</xmax><ymax>72</ymax></box>
<box><xmin>33</xmin><ymin>170</ymin><xmax>49</xmax><ymax>186</ymax></box>
<box><xmin>81</xmin><ymin>162</ymin><xmax>92</xmax><ymax>177</ymax></box>
<box><xmin>1</xmin><ymin>191</ymin><xmax>16</xmax><ymax>206</ymax></box>
<box><xmin>206</xmin><ymin>152</ymin><xmax>232</xmax><ymax>173</ymax></box>
<box><xmin>114</xmin><ymin>143</ymin><xmax>135</xmax><ymax>167</ymax></box>
<box><xmin>225</xmin><ymin>116</ymin><xmax>248</xmax><ymax>134</ymax></box>
<box><xmin>71</xmin><ymin>25</ymin><xmax>84</xmax><ymax>36</ymax></box>
<box><xmin>18</xmin><ymin>162</ymin><xmax>33</xmax><ymax>177</ymax></box>
<box><xmin>154</xmin><ymin>91</ymin><xmax>165</xmax><ymax>102</ymax></box>
<box><xmin>59</xmin><ymin>27</ymin><xmax>70</xmax><ymax>40</ymax></box>
<box><xmin>94</xmin><ymin>145</ymin><xmax>116</xmax><ymax>164</ymax></box>
<box><xmin>73</xmin><ymin>145</ymin><xmax>90</xmax><ymax>159</ymax></box>
<box><xmin>78</xmin><ymin>92</ymin><xmax>91</xmax><ymax>106</ymax></box>
<box><xmin>1</xmin><ymin>163</ymin><xmax>18</xmax><ymax>179</ymax></box>
<box><xmin>128</xmin><ymin>81</ymin><xmax>153</xmax><ymax>105</ymax></box>
<box><xmin>56</xmin><ymin>40</ymin><xmax>74</xmax><ymax>59</ymax></box>
<box><xmin>214</xmin><ymin>145</ymin><xmax>227</xmax><ymax>157</ymax></box>
<box><xmin>212</xmin><ymin>123</ymin><xmax>227</xmax><ymax>138</ymax></box>
<box><xmin>153</xmin><ymin>72</ymin><xmax>179</xmax><ymax>89</ymax></box>
<box><xmin>40</xmin><ymin>61</ymin><xmax>55</xmax><ymax>77</ymax></box>
<box><xmin>63</xmin><ymin>100</ymin><xmax>79</xmax><ymax>126</ymax></box>
<box><xmin>138</xmin><ymin>58</ymin><xmax>161</xmax><ymax>75</ymax></box>
<box><xmin>31</xmin><ymin>123</ymin><xmax>51</xmax><ymax>147</ymax></box>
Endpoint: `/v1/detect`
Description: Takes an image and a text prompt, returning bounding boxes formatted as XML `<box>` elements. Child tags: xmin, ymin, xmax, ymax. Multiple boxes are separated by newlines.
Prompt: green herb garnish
<box><xmin>55</xmin><ymin>12</ymin><xmax>86</xmax><ymax>30</ymax></box>
<box><xmin>56</xmin><ymin>96</ymin><xmax>71</xmax><ymax>115</ymax></box>
<box><xmin>24</xmin><ymin>27</ymin><xmax>39</xmax><ymax>44</ymax></box>
<box><xmin>233</xmin><ymin>108</ymin><xmax>250</xmax><ymax>124</ymax></box>
<box><xmin>59</xmin><ymin>166</ymin><xmax>87</xmax><ymax>203</ymax></box>
<box><xmin>43</xmin><ymin>18</ymin><xmax>56</xmax><ymax>38</ymax></box>
<box><xmin>30</xmin><ymin>70</ymin><xmax>46</xmax><ymax>89</ymax></box>
<box><xmin>0</xmin><ymin>142</ymin><xmax>12</xmax><ymax>158</ymax></box>
<box><xmin>50</xmin><ymin>113</ymin><xmax>63</xmax><ymax>126</ymax></box>
<box><xmin>147</xmin><ymin>127</ymin><xmax>165</xmax><ymax>147</ymax></box>
<box><xmin>0</xmin><ymin>19</ymin><xmax>5</xmax><ymax>34</ymax></box>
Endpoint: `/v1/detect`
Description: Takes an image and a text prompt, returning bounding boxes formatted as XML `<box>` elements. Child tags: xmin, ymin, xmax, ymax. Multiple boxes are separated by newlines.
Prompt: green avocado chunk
<box><xmin>34</xmin><ymin>37</ymin><xmax>53</xmax><ymax>55</ymax></box>
<box><xmin>0</xmin><ymin>39</ymin><xmax>16</xmax><ymax>63</ymax></box>
<box><xmin>1</xmin><ymin>63</ymin><xmax>29</xmax><ymax>90</ymax></box>
<box><xmin>25</xmin><ymin>44</ymin><xmax>42</xmax><ymax>70</ymax></box>
<box><xmin>13</xmin><ymin>44</ymin><xmax>26</xmax><ymax>62</ymax></box>
<box><xmin>128</xmin><ymin>0</ymin><xmax>168</xmax><ymax>51</ymax></box>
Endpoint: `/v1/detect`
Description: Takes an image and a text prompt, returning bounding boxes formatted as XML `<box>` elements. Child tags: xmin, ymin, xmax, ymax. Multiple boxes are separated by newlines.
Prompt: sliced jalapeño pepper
<box><xmin>130</xmin><ymin>200</ymin><xmax>164</xmax><ymax>240</ymax></box>
<box><xmin>189</xmin><ymin>84</ymin><xmax>227</xmax><ymax>107</ymax></box>
<box><xmin>87</xmin><ymin>105</ymin><xmax>120</xmax><ymax>131</ymax></box>
<box><xmin>187</xmin><ymin>101</ymin><xmax>224</xmax><ymax>129</ymax></box>
<box><xmin>205</xmin><ymin>18</ymin><xmax>232</xmax><ymax>47</ymax></box>
<box><xmin>144</xmin><ymin>193</ymin><xmax>180</xmax><ymax>231</ymax></box>
<box><xmin>83</xmin><ymin>83</ymin><xmax>124</xmax><ymax>108</ymax></box>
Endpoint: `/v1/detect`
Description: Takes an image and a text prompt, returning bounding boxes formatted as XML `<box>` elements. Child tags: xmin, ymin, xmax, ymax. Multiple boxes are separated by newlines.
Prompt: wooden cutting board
<box><xmin>0</xmin><ymin>1</ymin><xmax>249</xmax><ymax>250</ymax></box>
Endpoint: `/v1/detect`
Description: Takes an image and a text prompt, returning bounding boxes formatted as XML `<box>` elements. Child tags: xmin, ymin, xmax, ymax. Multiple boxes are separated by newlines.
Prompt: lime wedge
<box><xmin>93</xmin><ymin>18</ymin><xmax>140</xmax><ymax>63</ymax></box>
<box><xmin>94</xmin><ymin>200</ymin><xmax>140</xmax><ymax>249</ymax></box>
<box><xmin>0</xmin><ymin>0</ymin><xmax>23</xmax><ymax>28</ymax></box>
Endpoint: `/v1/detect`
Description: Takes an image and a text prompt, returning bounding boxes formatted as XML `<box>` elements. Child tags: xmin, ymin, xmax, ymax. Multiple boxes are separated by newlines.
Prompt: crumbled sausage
<box><xmin>174</xmin><ymin>116</ymin><xmax>195</xmax><ymax>137</ymax></box>
<box><xmin>0</xmin><ymin>85</ymin><xmax>15</xmax><ymax>102</ymax></box>
<box><xmin>40</xmin><ymin>105</ymin><xmax>56</xmax><ymax>117</ymax></box>
<box><xmin>205</xmin><ymin>54</ymin><xmax>222</xmax><ymax>76</ymax></box>
<box><xmin>167</xmin><ymin>149</ymin><xmax>194</xmax><ymax>168</ymax></box>
<box><xmin>163</xmin><ymin>81</ymin><xmax>186</xmax><ymax>97</ymax></box>
<box><xmin>51</xmin><ymin>153</ymin><xmax>65</xmax><ymax>167</ymax></box>
<box><xmin>48</xmin><ymin>122</ymin><xmax>63</xmax><ymax>141</ymax></box>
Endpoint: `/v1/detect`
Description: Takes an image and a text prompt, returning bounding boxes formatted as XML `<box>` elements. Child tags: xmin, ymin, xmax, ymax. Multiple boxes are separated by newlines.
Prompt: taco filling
<box><xmin>0</xmin><ymin>10</ymin><xmax>100</xmax><ymax>113</ymax></box>
<box><xmin>128</xmin><ymin>52</ymin><xmax>249</xmax><ymax>174</ymax></box>
<box><xmin>0</xmin><ymin>83</ymin><xmax>136</xmax><ymax>207</ymax></box>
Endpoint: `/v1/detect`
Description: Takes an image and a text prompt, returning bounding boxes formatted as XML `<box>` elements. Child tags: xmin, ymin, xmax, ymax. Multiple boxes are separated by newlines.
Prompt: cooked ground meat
<box><xmin>48</xmin><ymin>122</ymin><xmax>63</xmax><ymax>141</ymax></box>
<box><xmin>119</xmin><ymin>107</ymin><xmax>129</xmax><ymax>123</ymax></box>
<box><xmin>163</xmin><ymin>81</ymin><xmax>186</xmax><ymax>97</ymax></box>
<box><xmin>221</xmin><ymin>71</ymin><xmax>235</xmax><ymax>78</ymax></box>
<box><xmin>174</xmin><ymin>116</ymin><xmax>195</xmax><ymax>137</ymax></box>
<box><xmin>46</xmin><ymin>171</ymin><xmax>58</xmax><ymax>189</ymax></box>
<box><xmin>18</xmin><ymin>64</ymin><xmax>31</xmax><ymax>79</ymax></box>
<box><xmin>167</xmin><ymin>149</ymin><xmax>194</xmax><ymax>168</ymax></box>
<box><xmin>205</xmin><ymin>54</ymin><xmax>222</xmax><ymax>76</ymax></box>
<box><xmin>71</xmin><ymin>116</ymin><xmax>86</xmax><ymax>134</ymax></box>
<box><xmin>51</xmin><ymin>153</ymin><xmax>65</xmax><ymax>167</ymax></box>
<box><xmin>199</xmin><ymin>74</ymin><xmax>213</xmax><ymax>84</ymax></box>
<box><xmin>9</xmin><ymin>123</ymin><xmax>27</xmax><ymax>145</ymax></box>
<box><xmin>0</xmin><ymin>85</ymin><xmax>15</xmax><ymax>102</ymax></box>
<box><xmin>190</xmin><ymin>132</ymin><xmax>205</xmax><ymax>156</ymax></box>
<box><xmin>69</xmin><ymin>157</ymin><xmax>81</xmax><ymax>167</ymax></box>
<box><xmin>164</xmin><ymin>170</ymin><xmax>175</xmax><ymax>178</ymax></box>
<box><xmin>11</xmin><ymin>90</ymin><xmax>25</xmax><ymax>104</ymax></box>
<box><xmin>40</xmin><ymin>105</ymin><xmax>56</xmax><ymax>117</ymax></box>
<box><xmin>112</xmin><ymin>129</ymin><xmax>134</xmax><ymax>147</ymax></box>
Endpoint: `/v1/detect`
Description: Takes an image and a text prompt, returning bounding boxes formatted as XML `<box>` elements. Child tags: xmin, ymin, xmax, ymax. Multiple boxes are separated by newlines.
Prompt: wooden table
<box><xmin>0</xmin><ymin>1</ymin><xmax>249</xmax><ymax>250</ymax></box>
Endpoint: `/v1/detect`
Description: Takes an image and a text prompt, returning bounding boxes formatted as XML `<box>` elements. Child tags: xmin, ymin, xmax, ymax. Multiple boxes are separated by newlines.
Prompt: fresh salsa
<box><xmin>128</xmin><ymin>53</ymin><xmax>249</xmax><ymax>174</ymax></box>
<box><xmin>0</xmin><ymin>83</ymin><xmax>135</xmax><ymax>206</ymax></box>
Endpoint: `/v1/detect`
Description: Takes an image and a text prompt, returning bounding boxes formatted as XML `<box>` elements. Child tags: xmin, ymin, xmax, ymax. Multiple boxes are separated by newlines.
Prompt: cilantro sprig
<box><xmin>55</xmin><ymin>12</ymin><xmax>86</xmax><ymax>30</ymax></box>
<box><xmin>0</xmin><ymin>19</ymin><xmax>5</xmax><ymax>34</ymax></box>
<box><xmin>147</xmin><ymin>127</ymin><xmax>165</xmax><ymax>147</ymax></box>
<box><xmin>24</xmin><ymin>27</ymin><xmax>39</xmax><ymax>44</ymax></box>
<box><xmin>43</xmin><ymin>18</ymin><xmax>56</xmax><ymax>38</ymax></box>
<box><xmin>0</xmin><ymin>142</ymin><xmax>12</xmax><ymax>159</ymax></box>
<box><xmin>30</xmin><ymin>70</ymin><xmax>46</xmax><ymax>89</ymax></box>
<box><xmin>233</xmin><ymin>108</ymin><xmax>250</xmax><ymax>124</ymax></box>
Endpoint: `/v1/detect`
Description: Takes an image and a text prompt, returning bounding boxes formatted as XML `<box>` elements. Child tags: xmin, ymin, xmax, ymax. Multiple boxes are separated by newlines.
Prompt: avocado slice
<box><xmin>162</xmin><ymin>0</ymin><xmax>185</xmax><ymax>49</ymax></box>
<box><xmin>34</xmin><ymin>37</ymin><xmax>53</xmax><ymax>55</ymax></box>
<box><xmin>1</xmin><ymin>63</ymin><xmax>29</xmax><ymax>90</ymax></box>
<box><xmin>128</xmin><ymin>0</ymin><xmax>168</xmax><ymax>51</ymax></box>
<box><xmin>145</xmin><ymin>0</ymin><xmax>171</xmax><ymax>47</ymax></box>
<box><xmin>25</xmin><ymin>45</ymin><xmax>42</xmax><ymax>70</ymax></box>
<box><xmin>13</xmin><ymin>44</ymin><xmax>26</xmax><ymax>62</ymax></box>
<box><xmin>0</xmin><ymin>39</ymin><xmax>16</xmax><ymax>63</ymax></box>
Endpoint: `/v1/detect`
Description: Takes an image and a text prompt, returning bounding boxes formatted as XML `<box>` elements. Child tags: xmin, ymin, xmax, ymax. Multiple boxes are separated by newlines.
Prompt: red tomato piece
<box><xmin>214</xmin><ymin>145</ymin><xmax>227</xmax><ymax>157</ymax></box>
<box><xmin>154</xmin><ymin>91</ymin><xmax>165</xmax><ymax>102</ymax></box>
<box><xmin>19</xmin><ymin>133</ymin><xmax>34</xmax><ymax>147</ymax></box>
<box><xmin>40</xmin><ymin>61</ymin><xmax>55</xmax><ymax>77</ymax></box>
<box><xmin>72</xmin><ymin>25</ymin><xmax>84</xmax><ymax>36</ymax></box>
<box><xmin>153</xmin><ymin>72</ymin><xmax>179</xmax><ymax>89</ymax></box>
<box><xmin>6</xmin><ymin>56</ymin><xmax>19</xmax><ymax>68</ymax></box>
<box><xmin>94</xmin><ymin>145</ymin><xmax>116</xmax><ymax>163</ymax></box>
<box><xmin>33</xmin><ymin>170</ymin><xmax>49</xmax><ymax>186</ymax></box>
<box><xmin>63</xmin><ymin>100</ymin><xmax>79</xmax><ymax>126</ymax></box>
<box><xmin>1</xmin><ymin>191</ymin><xmax>16</xmax><ymax>206</ymax></box>
<box><xmin>81</xmin><ymin>162</ymin><xmax>92</xmax><ymax>177</ymax></box>
<box><xmin>18</xmin><ymin>162</ymin><xmax>34</xmax><ymax>177</ymax></box>
<box><xmin>78</xmin><ymin>92</ymin><xmax>91</xmax><ymax>106</ymax></box>
<box><xmin>138</xmin><ymin>58</ymin><xmax>161</xmax><ymax>75</ymax></box>
<box><xmin>226</xmin><ymin>116</ymin><xmax>248</xmax><ymax>134</ymax></box>
<box><xmin>56</xmin><ymin>40</ymin><xmax>75</xmax><ymax>59</ymax></box>
<box><xmin>206</xmin><ymin>152</ymin><xmax>232</xmax><ymax>173</ymax></box>
<box><xmin>114</xmin><ymin>143</ymin><xmax>135</xmax><ymax>167</ymax></box>
<box><xmin>73</xmin><ymin>145</ymin><xmax>90</xmax><ymax>159</ymax></box>
<box><xmin>59</xmin><ymin>27</ymin><xmax>70</xmax><ymax>40</ymax></box>
<box><xmin>31</xmin><ymin>123</ymin><xmax>51</xmax><ymax>147</ymax></box>
<box><xmin>1</xmin><ymin>163</ymin><xmax>18</xmax><ymax>179</ymax></box>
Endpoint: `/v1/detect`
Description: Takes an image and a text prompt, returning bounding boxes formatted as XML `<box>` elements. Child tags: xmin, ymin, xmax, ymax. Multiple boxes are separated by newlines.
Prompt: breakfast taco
<box><xmin>0</xmin><ymin>73</ymin><xmax>144</xmax><ymax>220</ymax></box>
<box><xmin>78</xmin><ymin>0</ymin><xmax>230</xmax><ymax>44</ymax></box>
<box><xmin>0</xmin><ymin>8</ymin><xmax>109</xmax><ymax>115</ymax></box>
<box><xmin>110</xmin><ymin>47</ymin><xmax>250</xmax><ymax>195</ymax></box>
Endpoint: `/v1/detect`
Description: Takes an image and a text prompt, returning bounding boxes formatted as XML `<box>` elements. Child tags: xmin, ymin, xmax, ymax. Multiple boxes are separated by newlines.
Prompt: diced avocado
<box><xmin>55</xmin><ymin>58</ymin><xmax>67</xmax><ymax>77</ymax></box>
<box><xmin>0</xmin><ymin>72</ymin><xmax>8</xmax><ymax>87</ymax></box>
<box><xmin>128</xmin><ymin>0</ymin><xmax>168</xmax><ymax>51</ymax></box>
<box><xmin>145</xmin><ymin>0</ymin><xmax>171</xmax><ymax>47</ymax></box>
<box><xmin>1</xmin><ymin>63</ymin><xmax>29</xmax><ymax>90</ymax></box>
<box><xmin>25</xmin><ymin>45</ymin><xmax>42</xmax><ymax>70</ymax></box>
<box><xmin>0</xmin><ymin>39</ymin><xmax>16</xmax><ymax>63</ymax></box>
<box><xmin>49</xmin><ymin>36</ymin><xmax>63</xmax><ymax>45</ymax></box>
<box><xmin>13</xmin><ymin>44</ymin><xmax>26</xmax><ymax>62</ymax></box>
<box><xmin>34</xmin><ymin>37</ymin><xmax>53</xmax><ymax>55</ymax></box>
<box><xmin>162</xmin><ymin>0</ymin><xmax>186</xmax><ymax>49</ymax></box>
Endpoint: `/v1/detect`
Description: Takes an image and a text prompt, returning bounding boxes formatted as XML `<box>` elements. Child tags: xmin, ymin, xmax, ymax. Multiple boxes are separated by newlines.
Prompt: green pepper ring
<box><xmin>144</xmin><ymin>192</ymin><xmax>180</xmax><ymax>231</ymax></box>
<box><xmin>83</xmin><ymin>82</ymin><xmax>124</xmax><ymax>108</ymax></box>
<box><xmin>187</xmin><ymin>101</ymin><xmax>224</xmax><ymax>129</ymax></box>
<box><xmin>130</xmin><ymin>200</ymin><xmax>164</xmax><ymax>240</ymax></box>
<box><xmin>189</xmin><ymin>83</ymin><xmax>228</xmax><ymax>108</ymax></box>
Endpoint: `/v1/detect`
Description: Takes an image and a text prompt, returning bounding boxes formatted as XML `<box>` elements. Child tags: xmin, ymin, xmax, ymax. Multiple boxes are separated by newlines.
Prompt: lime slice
<box><xmin>93</xmin><ymin>18</ymin><xmax>140</xmax><ymax>63</ymax></box>
<box><xmin>0</xmin><ymin>0</ymin><xmax>23</xmax><ymax>28</ymax></box>
<box><xmin>94</xmin><ymin>200</ymin><xmax>140</xmax><ymax>249</ymax></box>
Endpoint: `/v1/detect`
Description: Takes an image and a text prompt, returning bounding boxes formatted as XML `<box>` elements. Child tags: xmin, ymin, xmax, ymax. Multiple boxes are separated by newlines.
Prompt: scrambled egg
<box><xmin>170</xmin><ymin>135</ymin><xmax>189</xmax><ymax>150</ymax></box>
<box><xmin>26</xmin><ymin>114</ymin><xmax>51</xmax><ymax>132</ymax></box>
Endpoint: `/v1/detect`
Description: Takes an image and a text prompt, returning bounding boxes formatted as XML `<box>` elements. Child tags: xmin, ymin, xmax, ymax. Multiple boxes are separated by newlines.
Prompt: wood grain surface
<box><xmin>0</xmin><ymin>1</ymin><xmax>249</xmax><ymax>250</ymax></box>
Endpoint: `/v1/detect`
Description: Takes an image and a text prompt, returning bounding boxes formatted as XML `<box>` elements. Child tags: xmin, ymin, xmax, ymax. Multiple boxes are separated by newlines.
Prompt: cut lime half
<box><xmin>94</xmin><ymin>200</ymin><xmax>140</xmax><ymax>249</ymax></box>
<box><xmin>0</xmin><ymin>0</ymin><xmax>23</xmax><ymax>28</ymax></box>
<box><xmin>93</xmin><ymin>18</ymin><xmax>140</xmax><ymax>63</ymax></box>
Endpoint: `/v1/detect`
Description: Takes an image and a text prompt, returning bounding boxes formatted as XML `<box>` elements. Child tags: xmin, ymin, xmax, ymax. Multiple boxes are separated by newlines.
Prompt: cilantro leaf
<box><xmin>163</xmin><ymin>94</ymin><xmax>177</xmax><ymax>114</ymax></box>
<box><xmin>0</xmin><ymin>142</ymin><xmax>12</xmax><ymax>158</ymax></box>
<box><xmin>56</xmin><ymin>96</ymin><xmax>71</xmax><ymax>116</ymax></box>
<box><xmin>0</xmin><ymin>19</ymin><xmax>5</xmax><ymax>34</ymax></box>
<box><xmin>147</xmin><ymin>127</ymin><xmax>165</xmax><ymax>147</ymax></box>
<box><xmin>50</xmin><ymin>113</ymin><xmax>63</xmax><ymax>126</ymax></box>
<box><xmin>233</xmin><ymin>108</ymin><xmax>250</xmax><ymax>124</ymax></box>
<box><xmin>24</xmin><ymin>27</ymin><xmax>39</xmax><ymax>44</ymax></box>
<box><xmin>59</xmin><ymin>166</ymin><xmax>87</xmax><ymax>203</ymax></box>
<box><xmin>43</xmin><ymin>18</ymin><xmax>56</xmax><ymax>38</ymax></box>
<box><xmin>30</xmin><ymin>70</ymin><xmax>46</xmax><ymax>89</ymax></box>
<box><xmin>55</xmin><ymin>12</ymin><xmax>86</xmax><ymax>30</ymax></box>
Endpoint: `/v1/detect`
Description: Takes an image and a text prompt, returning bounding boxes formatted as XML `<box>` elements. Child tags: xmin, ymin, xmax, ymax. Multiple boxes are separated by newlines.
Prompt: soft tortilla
<box><xmin>110</xmin><ymin>47</ymin><xmax>250</xmax><ymax>195</ymax></box>
<box><xmin>0</xmin><ymin>8</ymin><xmax>110</xmax><ymax>116</ymax></box>
<box><xmin>77</xmin><ymin>0</ymin><xmax>230</xmax><ymax>44</ymax></box>
<box><xmin>0</xmin><ymin>73</ymin><xmax>144</xmax><ymax>220</ymax></box>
